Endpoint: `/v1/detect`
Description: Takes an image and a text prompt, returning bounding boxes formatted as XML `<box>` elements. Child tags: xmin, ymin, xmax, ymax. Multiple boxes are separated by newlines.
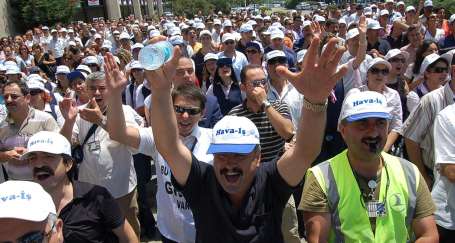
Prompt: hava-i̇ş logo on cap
<box><xmin>215</xmin><ymin>128</ymin><xmax>247</xmax><ymax>136</ymax></box>
<box><xmin>352</xmin><ymin>97</ymin><xmax>383</xmax><ymax>107</ymax></box>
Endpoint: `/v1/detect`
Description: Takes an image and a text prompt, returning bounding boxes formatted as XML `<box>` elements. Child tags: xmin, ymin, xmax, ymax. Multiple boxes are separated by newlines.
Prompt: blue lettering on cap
<box><xmin>215</xmin><ymin>128</ymin><xmax>247</xmax><ymax>136</ymax></box>
<box><xmin>29</xmin><ymin>138</ymin><xmax>54</xmax><ymax>147</ymax></box>
<box><xmin>352</xmin><ymin>97</ymin><xmax>383</xmax><ymax>107</ymax></box>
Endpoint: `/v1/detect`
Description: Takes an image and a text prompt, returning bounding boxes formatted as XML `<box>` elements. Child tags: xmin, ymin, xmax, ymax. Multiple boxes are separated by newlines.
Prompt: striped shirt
<box><xmin>228</xmin><ymin>100</ymin><xmax>291</xmax><ymax>163</ymax></box>
<box><xmin>402</xmin><ymin>82</ymin><xmax>455</xmax><ymax>170</ymax></box>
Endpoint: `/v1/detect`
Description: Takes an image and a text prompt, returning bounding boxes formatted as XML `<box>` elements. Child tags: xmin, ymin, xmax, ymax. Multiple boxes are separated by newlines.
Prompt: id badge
<box><xmin>87</xmin><ymin>141</ymin><xmax>100</xmax><ymax>152</ymax></box>
<box><xmin>366</xmin><ymin>200</ymin><xmax>387</xmax><ymax>218</ymax></box>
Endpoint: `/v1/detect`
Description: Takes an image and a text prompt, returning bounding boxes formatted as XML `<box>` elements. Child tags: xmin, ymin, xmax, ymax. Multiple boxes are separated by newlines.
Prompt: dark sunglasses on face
<box><xmin>218</xmin><ymin>63</ymin><xmax>231</xmax><ymax>68</ymax></box>
<box><xmin>174</xmin><ymin>105</ymin><xmax>202</xmax><ymax>115</ymax></box>
<box><xmin>369</xmin><ymin>67</ymin><xmax>389</xmax><ymax>75</ymax></box>
<box><xmin>250</xmin><ymin>79</ymin><xmax>267</xmax><ymax>87</ymax></box>
<box><xmin>16</xmin><ymin>230</ymin><xmax>47</xmax><ymax>243</ymax></box>
<box><xmin>29</xmin><ymin>89</ymin><xmax>43</xmax><ymax>96</ymax></box>
<box><xmin>267</xmin><ymin>57</ymin><xmax>287</xmax><ymax>65</ymax></box>
<box><xmin>389</xmin><ymin>58</ymin><xmax>406</xmax><ymax>63</ymax></box>
<box><xmin>224</xmin><ymin>40</ymin><xmax>235</xmax><ymax>45</ymax></box>
<box><xmin>428</xmin><ymin>67</ymin><xmax>448</xmax><ymax>73</ymax></box>
<box><xmin>246</xmin><ymin>49</ymin><xmax>259</xmax><ymax>54</ymax></box>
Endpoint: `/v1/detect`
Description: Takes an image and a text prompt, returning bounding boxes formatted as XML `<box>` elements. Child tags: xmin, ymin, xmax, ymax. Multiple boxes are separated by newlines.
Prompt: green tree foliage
<box><xmin>285</xmin><ymin>0</ymin><xmax>301</xmax><ymax>9</ymax></box>
<box><xmin>10</xmin><ymin>0</ymin><xmax>77</xmax><ymax>29</ymax></box>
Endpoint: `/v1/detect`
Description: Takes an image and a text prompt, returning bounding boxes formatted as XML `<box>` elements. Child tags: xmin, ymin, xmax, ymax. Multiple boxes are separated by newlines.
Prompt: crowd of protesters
<box><xmin>1</xmin><ymin>0</ymin><xmax>455</xmax><ymax>242</ymax></box>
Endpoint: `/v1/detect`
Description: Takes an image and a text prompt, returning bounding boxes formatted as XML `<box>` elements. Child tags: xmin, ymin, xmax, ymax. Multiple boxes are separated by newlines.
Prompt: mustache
<box><xmin>362</xmin><ymin>136</ymin><xmax>382</xmax><ymax>153</ymax></box>
<box><xmin>33</xmin><ymin>166</ymin><xmax>55</xmax><ymax>176</ymax></box>
<box><xmin>220</xmin><ymin>167</ymin><xmax>243</xmax><ymax>175</ymax></box>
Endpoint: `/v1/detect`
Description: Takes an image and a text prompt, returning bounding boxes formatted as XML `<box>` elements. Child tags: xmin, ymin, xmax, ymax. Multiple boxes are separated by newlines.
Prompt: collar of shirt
<box><xmin>268</xmin><ymin>81</ymin><xmax>293</xmax><ymax>101</ymax></box>
<box><xmin>445</xmin><ymin>81</ymin><xmax>455</xmax><ymax>102</ymax></box>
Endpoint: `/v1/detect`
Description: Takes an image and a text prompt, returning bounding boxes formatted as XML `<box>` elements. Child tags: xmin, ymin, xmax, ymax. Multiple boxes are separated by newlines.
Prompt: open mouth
<box><xmin>33</xmin><ymin>167</ymin><xmax>54</xmax><ymax>181</ymax></box>
<box><xmin>362</xmin><ymin>138</ymin><xmax>381</xmax><ymax>153</ymax></box>
<box><xmin>221</xmin><ymin>168</ymin><xmax>243</xmax><ymax>184</ymax></box>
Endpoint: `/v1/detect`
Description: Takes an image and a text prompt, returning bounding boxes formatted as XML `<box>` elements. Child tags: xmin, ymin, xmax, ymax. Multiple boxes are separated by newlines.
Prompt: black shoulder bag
<box><xmin>71</xmin><ymin>124</ymin><xmax>98</xmax><ymax>179</ymax></box>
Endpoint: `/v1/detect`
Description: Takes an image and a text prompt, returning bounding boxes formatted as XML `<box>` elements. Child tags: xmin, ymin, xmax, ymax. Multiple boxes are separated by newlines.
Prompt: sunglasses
<box><xmin>369</xmin><ymin>67</ymin><xmax>389</xmax><ymax>75</ymax></box>
<box><xmin>250</xmin><ymin>79</ymin><xmax>267</xmax><ymax>87</ymax></box>
<box><xmin>428</xmin><ymin>67</ymin><xmax>448</xmax><ymax>73</ymax></box>
<box><xmin>246</xmin><ymin>49</ymin><xmax>259</xmax><ymax>54</ymax></box>
<box><xmin>15</xmin><ymin>230</ymin><xmax>47</xmax><ymax>243</ymax></box>
<box><xmin>29</xmin><ymin>89</ymin><xmax>43</xmax><ymax>96</ymax></box>
<box><xmin>267</xmin><ymin>57</ymin><xmax>287</xmax><ymax>65</ymax></box>
<box><xmin>218</xmin><ymin>63</ymin><xmax>231</xmax><ymax>68</ymax></box>
<box><xmin>389</xmin><ymin>58</ymin><xmax>406</xmax><ymax>63</ymax></box>
<box><xmin>174</xmin><ymin>105</ymin><xmax>202</xmax><ymax>115</ymax></box>
<box><xmin>224</xmin><ymin>40</ymin><xmax>235</xmax><ymax>45</ymax></box>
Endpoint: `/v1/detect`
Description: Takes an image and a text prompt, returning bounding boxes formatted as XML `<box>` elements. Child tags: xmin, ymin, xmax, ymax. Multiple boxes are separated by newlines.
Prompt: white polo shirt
<box><xmin>72</xmin><ymin>104</ymin><xmax>138</xmax><ymax>198</ymax></box>
<box><xmin>137</xmin><ymin>125</ymin><xmax>213</xmax><ymax>243</ymax></box>
<box><xmin>432</xmin><ymin>104</ymin><xmax>455</xmax><ymax>230</ymax></box>
<box><xmin>267</xmin><ymin>82</ymin><xmax>304</xmax><ymax>130</ymax></box>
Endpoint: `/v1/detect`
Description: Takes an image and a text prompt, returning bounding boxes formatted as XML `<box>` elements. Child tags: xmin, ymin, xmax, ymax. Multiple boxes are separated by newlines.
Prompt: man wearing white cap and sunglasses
<box><xmin>300</xmin><ymin>90</ymin><xmax>438</xmax><ymax>242</ymax></box>
<box><xmin>0</xmin><ymin>180</ymin><xmax>63</xmax><ymax>243</ymax></box>
<box><xmin>20</xmin><ymin>131</ymin><xmax>138</xmax><ymax>243</ymax></box>
<box><xmin>142</xmin><ymin>33</ymin><xmax>348</xmax><ymax>242</ymax></box>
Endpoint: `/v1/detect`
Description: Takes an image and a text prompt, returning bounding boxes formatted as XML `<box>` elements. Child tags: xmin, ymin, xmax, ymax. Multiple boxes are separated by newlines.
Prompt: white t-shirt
<box><xmin>432</xmin><ymin>104</ymin><xmax>455</xmax><ymax>230</ymax></box>
<box><xmin>424</xmin><ymin>28</ymin><xmax>445</xmax><ymax>43</ymax></box>
<box><xmin>340</xmin><ymin>52</ymin><xmax>372</xmax><ymax>94</ymax></box>
<box><xmin>267</xmin><ymin>82</ymin><xmax>304</xmax><ymax>130</ymax></box>
<box><xmin>137</xmin><ymin>125</ymin><xmax>213</xmax><ymax>243</ymax></box>
<box><xmin>72</xmin><ymin>104</ymin><xmax>139</xmax><ymax>198</ymax></box>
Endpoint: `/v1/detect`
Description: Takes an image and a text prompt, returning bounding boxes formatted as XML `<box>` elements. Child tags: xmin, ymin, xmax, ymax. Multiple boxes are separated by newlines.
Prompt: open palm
<box><xmin>104</xmin><ymin>53</ymin><xmax>128</xmax><ymax>94</ymax></box>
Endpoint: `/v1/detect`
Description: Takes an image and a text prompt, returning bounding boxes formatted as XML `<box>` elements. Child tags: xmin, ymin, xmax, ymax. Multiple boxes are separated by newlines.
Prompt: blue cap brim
<box><xmin>207</xmin><ymin>144</ymin><xmax>256</xmax><ymax>154</ymax></box>
<box><xmin>67</xmin><ymin>71</ymin><xmax>85</xmax><ymax>81</ymax></box>
<box><xmin>346</xmin><ymin>112</ymin><xmax>391</xmax><ymax>122</ymax></box>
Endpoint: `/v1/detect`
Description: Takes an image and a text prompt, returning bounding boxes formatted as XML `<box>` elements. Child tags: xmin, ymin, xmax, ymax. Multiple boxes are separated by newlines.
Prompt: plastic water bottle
<box><xmin>139</xmin><ymin>41</ymin><xmax>174</xmax><ymax>70</ymax></box>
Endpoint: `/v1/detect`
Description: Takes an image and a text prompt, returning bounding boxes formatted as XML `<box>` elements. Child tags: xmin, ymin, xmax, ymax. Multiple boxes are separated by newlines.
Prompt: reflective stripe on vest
<box><xmin>310</xmin><ymin>150</ymin><xmax>419</xmax><ymax>243</ymax></box>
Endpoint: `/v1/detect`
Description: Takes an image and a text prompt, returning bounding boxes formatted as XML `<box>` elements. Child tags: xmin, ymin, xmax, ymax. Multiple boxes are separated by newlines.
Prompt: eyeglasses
<box><xmin>224</xmin><ymin>40</ymin><xmax>235</xmax><ymax>45</ymax></box>
<box><xmin>174</xmin><ymin>105</ymin><xmax>201</xmax><ymax>115</ymax></box>
<box><xmin>250</xmin><ymin>79</ymin><xmax>267</xmax><ymax>87</ymax></box>
<box><xmin>16</xmin><ymin>230</ymin><xmax>47</xmax><ymax>243</ymax></box>
<box><xmin>246</xmin><ymin>49</ymin><xmax>259</xmax><ymax>54</ymax></box>
<box><xmin>29</xmin><ymin>89</ymin><xmax>43</xmax><ymax>96</ymax></box>
<box><xmin>3</xmin><ymin>93</ymin><xmax>24</xmax><ymax>100</ymax></box>
<box><xmin>389</xmin><ymin>58</ymin><xmax>406</xmax><ymax>63</ymax></box>
<box><xmin>369</xmin><ymin>67</ymin><xmax>389</xmax><ymax>76</ymax></box>
<box><xmin>428</xmin><ymin>67</ymin><xmax>448</xmax><ymax>73</ymax></box>
<box><xmin>267</xmin><ymin>57</ymin><xmax>287</xmax><ymax>65</ymax></box>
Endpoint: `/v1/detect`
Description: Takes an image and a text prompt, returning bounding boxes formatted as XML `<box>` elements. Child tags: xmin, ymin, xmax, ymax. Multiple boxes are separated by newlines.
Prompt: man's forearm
<box><xmin>107</xmin><ymin>94</ymin><xmax>128</xmax><ymax>142</ymax></box>
<box><xmin>405</xmin><ymin>138</ymin><xmax>429</xmax><ymax>177</ymax></box>
<box><xmin>60</xmin><ymin>119</ymin><xmax>76</xmax><ymax>143</ymax></box>
<box><xmin>265</xmin><ymin>106</ymin><xmax>294</xmax><ymax>140</ymax></box>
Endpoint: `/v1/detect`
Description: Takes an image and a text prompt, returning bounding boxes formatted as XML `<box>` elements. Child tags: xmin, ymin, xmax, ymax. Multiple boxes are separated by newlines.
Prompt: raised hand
<box><xmin>310</xmin><ymin>21</ymin><xmax>325</xmax><ymax>40</ymax></box>
<box><xmin>80</xmin><ymin>98</ymin><xmax>103</xmax><ymax>124</ymax></box>
<box><xmin>59</xmin><ymin>97</ymin><xmax>79</xmax><ymax>122</ymax></box>
<box><xmin>104</xmin><ymin>52</ymin><xmax>128</xmax><ymax>95</ymax></box>
<box><xmin>276</xmin><ymin>37</ymin><xmax>348</xmax><ymax>104</ymax></box>
<box><xmin>358</xmin><ymin>15</ymin><xmax>367</xmax><ymax>35</ymax></box>
<box><xmin>143</xmin><ymin>36</ymin><xmax>182</xmax><ymax>91</ymax></box>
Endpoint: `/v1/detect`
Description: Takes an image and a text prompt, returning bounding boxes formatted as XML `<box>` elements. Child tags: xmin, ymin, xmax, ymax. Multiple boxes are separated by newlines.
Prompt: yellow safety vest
<box><xmin>310</xmin><ymin>150</ymin><xmax>420</xmax><ymax>243</ymax></box>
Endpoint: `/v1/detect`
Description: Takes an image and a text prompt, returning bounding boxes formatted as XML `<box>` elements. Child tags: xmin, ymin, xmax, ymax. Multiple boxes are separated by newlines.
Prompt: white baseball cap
<box><xmin>380</xmin><ymin>9</ymin><xmax>390</xmax><ymax>16</ymax></box>
<box><xmin>56</xmin><ymin>65</ymin><xmax>70</xmax><ymax>75</ymax></box>
<box><xmin>406</xmin><ymin>6</ymin><xmax>416</xmax><ymax>12</ymax></box>
<box><xmin>424</xmin><ymin>0</ymin><xmax>433</xmax><ymax>7</ymax></box>
<box><xmin>204</xmin><ymin>53</ymin><xmax>219</xmax><ymax>62</ymax></box>
<box><xmin>420</xmin><ymin>53</ymin><xmax>450</xmax><ymax>74</ymax></box>
<box><xmin>222</xmin><ymin>33</ymin><xmax>235</xmax><ymax>43</ymax></box>
<box><xmin>199</xmin><ymin>30</ymin><xmax>212</xmax><ymax>38</ymax></box>
<box><xmin>385</xmin><ymin>0</ymin><xmax>394</xmax><ymax>3</ymax></box>
<box><xmin>207</xmin><ymin>116</ymin><xmax>260</xmax><ymax>154</ymax></box>
<box><xmin>0</xmin><ymin>64</ymin><xmax>6</xmax><ymax>72</ymax></box>
<box><xmin>440</xmin><ymin>49</ymin><xmax>455</xmax><ymax>66</ymax></box>
<box><xmin>266</xmin><ymin>50</ymin><xmax>286</xmax><ymax>62</ymax></box>
<box><xmin>113</xmin><ymin>30</ymin><xmax>120</xmax><ymax>35</ymax></box>
<box><xmin>93</xmin><ymin>33</ymin><xmax>102</xmax><ymax>40</ymax></box>
<box><xmin>68</xmin><ymin>28</ymin><xmax>74</xmax><ymax>34</ymax></box>
<box><xmin>0</xmin><ymin>180</ymin><xmax>56</xmax><ymax>221</ymax></box>
<box><xmin>76</xmin><ymin>64</ymin><xmax>92</xmax><ymax>75</ymax></box>
<box><xmin>270</xmin><ymin>30</ymin><xmax>284</xmax><ymax>40</ymax></box>
<box><xmin>346</xmin><ymin>28</ymin><xmax>360</xmax><ymax>40</ymax></box>
<box><xmin>149</xmin><ymin>29</ymin><xmax>161</xmax><ymax>38</ymax></box>
<box><xmin>367</xmin><ymin>20</ymin><xmax>383</xmax><ymax>30</ymax></box>
<box><xmin>83</xmin><ymin>56</ymin><xmax>99</xmax><ymax>66</ymax></box>
<box><xmin>59</xmin><ymin>28</ymin><xmax>67</xmax><ymax>33</ymax></box>
<box><xmin>130</xmin><ymin>60</ymin><xmax>143</xmax><ymax>70</ymax></box>
<box><xmin>131</xmin><ymin>43</ymin><xmax>144</xmax><ymax>50</ymax></box>
<box><xmin>27</xmin><ymin>79</ymin><xmax>49</xmax><ymax>93</ymax></box>
<box><xmin>5</xmin><ymin>66</ymin><xmax>21</xmax><ymax>75</ymax></box>
<box><xmin>314</xmin><ymin>15</ymin><xmax>326</xmax><ymax>23</ymax></box>
<box><xmin>21</xmin><ymin>131</ymin><xmax>71</xmax><ymax>160</ymax></box>
<box><xmin>194</xmin><ymin>23</ymin><xmax>205</xmax><ymax>30</ymax></box>
<box><xmin>449</xmin><ymin>14</ymin><xmax>455</xmax><ymax>25</ymax></box>
<box><xmin>222</xmin><ymin>20</ymin><xmax>233</xmax><ymax>28</ymax></box>
<box><xmin>302</xmin><ymin>20</ymin><xmax>312</xmax><ymax>29</ymax></box>
<box><xmin>239</xmin><ymin>24</ymin><xmax>253</xmax><ymax>33</ymax></box>
<box><xmin>397</xmin><ymin>1</ymin><xmax>405</xmax><ymax>6</ymax></box>
<box><xmin>101</xmin><ymin>42</ymin><xmax>112</xmax><ymax>50</ymax></box>
<box><xmin>385</xmin><ymin>49</ymin><xmax>410</xmax><ymax>61</ymax></box>
<box><xmin>367</xmin><ymin>57</ymin><xmax>392</xmax><ymax>71</ymax></box>
<box><xmin>213</xmin><ymin>19</ymin><xmax>222</xmax><ymax>25</ymax></box>
<box><xmin>364</xmin><ymin>7</ymin><xmax>373</xmax><ymax>16</ymax></box>
<box><xmin>119</xmin><ymin>32</ymin><xmax>130</xmax><ymax>40</ymax></box>
<box><xmin>339</xmin><ymin>90</ymin><xmax>392</xmax><ymax>125</ymax></box>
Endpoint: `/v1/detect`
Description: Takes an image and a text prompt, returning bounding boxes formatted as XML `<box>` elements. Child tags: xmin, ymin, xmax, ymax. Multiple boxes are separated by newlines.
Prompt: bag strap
<box><xmin>1</xmin><ymin>164</ymin><xmax>8</xmax><ymax>181</ymax></box>
<box><xmin>82</xmin><ymin>123</ymin><xmax>99</xmax><ymax>147</ymax></box>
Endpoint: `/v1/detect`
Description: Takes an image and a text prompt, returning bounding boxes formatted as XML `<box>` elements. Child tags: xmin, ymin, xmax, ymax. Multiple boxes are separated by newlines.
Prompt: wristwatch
<box><xmin>302</xmin><ymin>97</ymin><xmax>328</xmax><ymax>113</ymax></box>
<box><xmin>262</xmin><ymin>100</ymin><xmax>271</xmax><ymax>110</ymax></box>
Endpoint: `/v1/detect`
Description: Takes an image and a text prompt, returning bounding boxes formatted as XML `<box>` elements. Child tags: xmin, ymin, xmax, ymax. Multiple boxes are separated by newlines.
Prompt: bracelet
<box><xmin>303</xmin><ymin>97</ymin><xmax>328</xmax><ymax>113</ymax></box>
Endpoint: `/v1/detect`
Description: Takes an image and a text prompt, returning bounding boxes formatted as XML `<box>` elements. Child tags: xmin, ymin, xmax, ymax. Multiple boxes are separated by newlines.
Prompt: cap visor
<box><xmin>207</xmin><ymin>144</ymin><xmax>257</xmax><ymax>154</ymax></box>
<box><xmin>346</xmin><ymin>112</ymin><xmax>391</xmax><ymax>122</ymax></box>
